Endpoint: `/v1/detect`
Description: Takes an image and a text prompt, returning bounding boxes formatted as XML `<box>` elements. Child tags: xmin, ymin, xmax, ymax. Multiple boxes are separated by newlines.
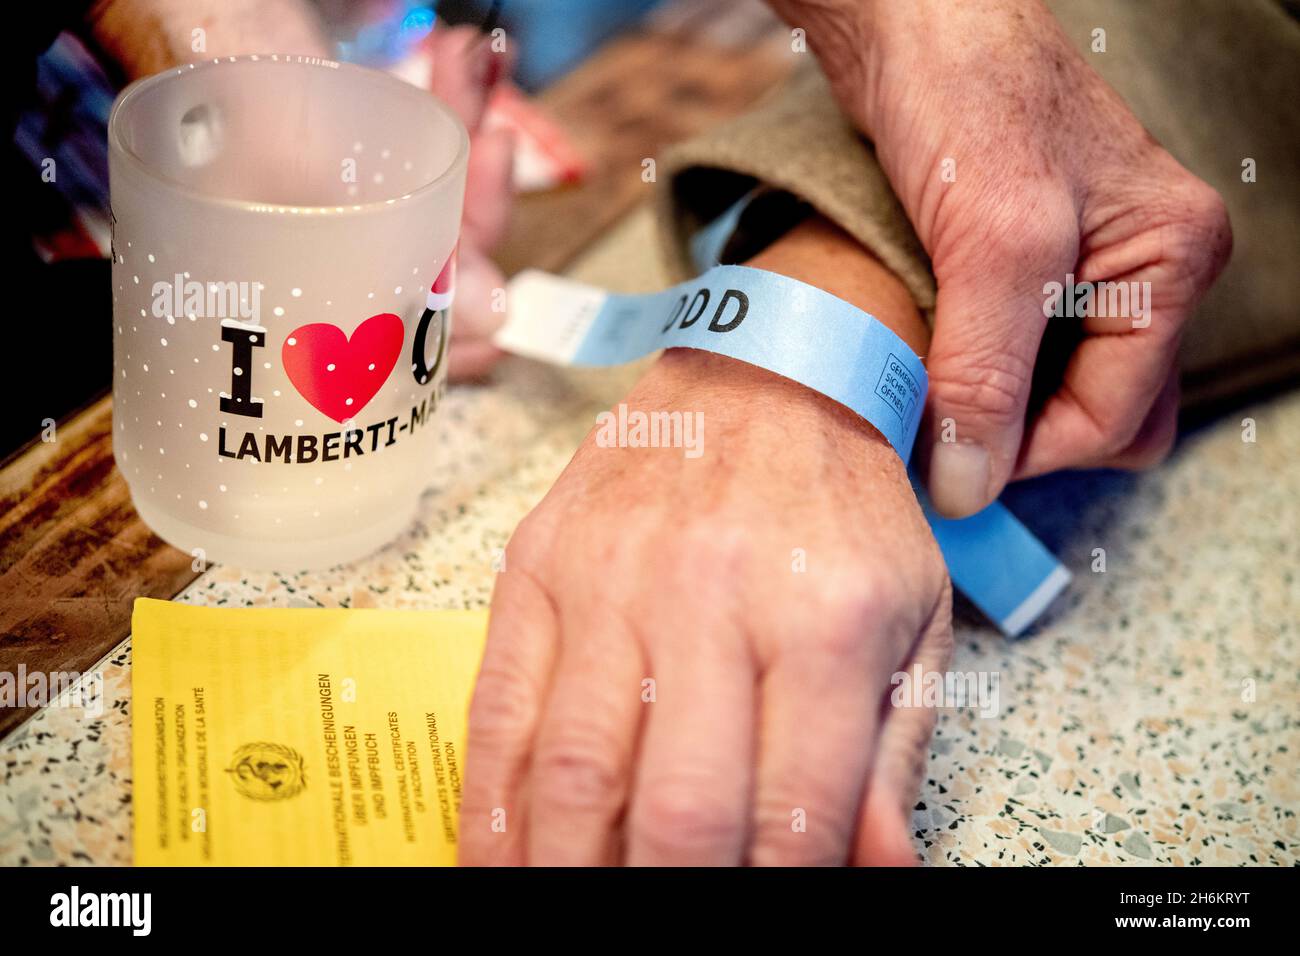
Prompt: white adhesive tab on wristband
<box><xmin>501</xmin><ymin>266</ymin><xmax>928</xmax><ymax>458</ymax></box>
<box><xmin>498</xmin><ymin>265</ymin><xmax>1069</xmax><ymax>637</ymax></box>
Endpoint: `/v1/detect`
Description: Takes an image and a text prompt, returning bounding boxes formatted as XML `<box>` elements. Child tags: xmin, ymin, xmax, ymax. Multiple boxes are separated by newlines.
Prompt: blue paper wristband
<box><xmin>498</xmin><ymin>265</ymin><xmax>1069</xmax><ymax>637</ymax></box>
<box><xmin>503</xmin><ymin>265</ymin><xmax>929</xmax><ymax>460</ymax></box>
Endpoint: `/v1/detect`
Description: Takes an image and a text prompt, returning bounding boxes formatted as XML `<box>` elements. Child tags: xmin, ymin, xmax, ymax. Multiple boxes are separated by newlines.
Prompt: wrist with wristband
<box><xmin>496</xmin><ymin>216</ymin><xmax>1070</xmax><ymax>636</ymax></box>
<box><xmin>501</xmin><ymin>263</ymin><xmax>929</xmax><ymax>460</ymax></box>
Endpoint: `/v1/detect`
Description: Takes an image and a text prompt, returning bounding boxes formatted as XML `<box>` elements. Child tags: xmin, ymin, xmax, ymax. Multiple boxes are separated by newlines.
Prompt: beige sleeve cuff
<box><xmin>653</xmin><ymin>65</ymin><xmax>937</xmax><ymax>318</ymax></box>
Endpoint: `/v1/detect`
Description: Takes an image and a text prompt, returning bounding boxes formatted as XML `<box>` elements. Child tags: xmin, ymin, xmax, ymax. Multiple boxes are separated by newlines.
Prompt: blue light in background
<box><xmin>337</xmin><ymin>2</ymin><xmax>439</xmax><ymax>67</ymax></box>
<box><xmin>401</xmin><ymin>7</ymin><xmax>437</xmax><ymax>40</ymax></box>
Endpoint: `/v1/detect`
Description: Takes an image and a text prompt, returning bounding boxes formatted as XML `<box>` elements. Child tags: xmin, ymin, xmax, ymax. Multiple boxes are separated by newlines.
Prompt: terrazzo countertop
<box><xmin>2</xmin><ymin>210</ymin><xmax>1296</xmax><ymax>866</ymax></box>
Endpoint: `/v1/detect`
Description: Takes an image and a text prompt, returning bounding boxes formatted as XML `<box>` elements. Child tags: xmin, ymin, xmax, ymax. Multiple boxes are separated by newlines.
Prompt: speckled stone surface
<box><xmin>2</xmin><ymin>209</ymin><xmax>1296</xmax><ymax>866</ymax></box>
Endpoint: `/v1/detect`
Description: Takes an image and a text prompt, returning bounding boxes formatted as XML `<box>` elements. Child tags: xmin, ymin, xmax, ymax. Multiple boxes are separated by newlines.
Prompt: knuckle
<box><xmin>507</xmin><ymin>510</ymin><xmax>553</xmax><ymax>561</ymax></box>
<box><xmin>751</xmin><ymin>790</ymin><xmax>853</xmax><ymax>866</ymax></box>
<box><xmin>1092</xmin><ymin>405</ymin><xmax>1146</xmax><ymax>457</ymax></box>
<box><xmin>1183</xmin><ymin>181</ymin><xmax>1233</xmax><ymax>252</ymax></box>
<box><xmin>532</xmin><ymin>737</ymin><xmax>625</xmax><ymax>814</ymax></box>
<box><xmin>948</xmin><ymin>186</ymin><xmax>1079</xmax><ymax>274</ymax></box>
<box><xmin>1190</xmin><ymin>191</ymin><xmax>1233</xmax><ymax>283</ymax></box>
<box><xmin>809</xmin><ymin>589</ymin><xmax>878</xmax><ymax>656</ymax></box>
<box><xmin>1161</xmin><ymin>178</ymin><xmax>1234</xmax><ymax>292</ymax></box>
<box><xmin>794</xmin><ymin>564</ymin><xmax>933</xmax><ymax>661</ymax></box>
<box><xmin>632</xmin><ymin>778</ymin><xmax>743</xmax><ymax>855</ymax></box>
<box><xmin>1118</xmin><ymin>416</ymin><xmax>1178</xmax><ymax>470</ymax></box>
<box><xmin>467</xmin><ymin>663</ymin><xmax>539</xmax><ymax>751</ymax></box>
<box><xmin>1059</xmin><ymin>382</ymin><xmax>1144</xmax><ymax>455</ymax></box>
<box><xmin>750</xmin><ymin>823</ymin><xmax>846</xmax><ymax>867</ymax></box>
<box><xmin>1000</xmin><ymin>209</ymin><xmax>1080</xmax><ymax>271</ymax></box>
<box><xmin>786</xmin><ymin>567</ymin><xmax>888</xmax><ymax>655</ymax></box>
<box><xmin>930</xmin><ymin>344</ymin><xmax>1034</xmax><ymax>430</ymax></box>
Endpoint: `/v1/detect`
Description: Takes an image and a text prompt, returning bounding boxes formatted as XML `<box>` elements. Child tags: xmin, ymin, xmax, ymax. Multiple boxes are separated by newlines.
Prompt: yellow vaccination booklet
<box><xmin>131</xmin><ymin>598</ymin><xmax>488</xmax><ymax>866</ymax></box>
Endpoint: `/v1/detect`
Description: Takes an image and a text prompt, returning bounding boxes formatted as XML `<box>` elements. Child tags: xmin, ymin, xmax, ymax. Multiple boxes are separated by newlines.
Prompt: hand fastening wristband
<box><xmin>497</xmin><ymin>265</ymin><xmax>1070</xmax><ymax>637</ymax></box>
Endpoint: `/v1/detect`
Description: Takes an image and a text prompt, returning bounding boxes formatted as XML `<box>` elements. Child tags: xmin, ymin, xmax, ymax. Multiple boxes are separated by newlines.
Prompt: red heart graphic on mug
<box><xmin>282</xmin><ymin>313</ymin><xmax>404</xmax><ymax>423</ymax></box>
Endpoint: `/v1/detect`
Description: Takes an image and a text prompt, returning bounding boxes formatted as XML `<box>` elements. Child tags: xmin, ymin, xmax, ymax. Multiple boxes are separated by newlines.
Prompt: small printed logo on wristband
<box><xmin>498</xmin><ymin>264</ymin><xmax>1070</xmax><ymax>638</ymax></box>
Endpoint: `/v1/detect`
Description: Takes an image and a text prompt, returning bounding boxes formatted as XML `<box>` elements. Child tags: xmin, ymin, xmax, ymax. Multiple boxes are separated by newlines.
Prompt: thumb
<box><xmin>922</xmin><ymin>254</ymin><xmax>1064</xmax><ymax>518</ymax></box>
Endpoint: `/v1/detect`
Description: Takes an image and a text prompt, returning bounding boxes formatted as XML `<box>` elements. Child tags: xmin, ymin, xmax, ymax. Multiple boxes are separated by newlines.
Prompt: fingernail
<box><xmin>928</xmin><ymin>440</ymin><xmax>990</xmax><ymax>518</ymax></box>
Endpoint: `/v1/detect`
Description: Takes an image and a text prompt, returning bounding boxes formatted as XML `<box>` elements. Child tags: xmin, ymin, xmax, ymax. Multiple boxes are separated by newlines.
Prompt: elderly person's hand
<box><xmin>461</xmin><ymin>219</ymin><xmax>953</xmax><ymax>866</ymax></box>
<box><xmin>768</xmin><ymin>0</ymin><xmax>1232</xmax><ymax>516</ymax></box>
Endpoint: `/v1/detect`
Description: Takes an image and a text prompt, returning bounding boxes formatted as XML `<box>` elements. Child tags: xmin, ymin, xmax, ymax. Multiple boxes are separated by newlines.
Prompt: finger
<box><xmin>449</xmin><ymin>339</ymin><xmax>505</xmax><ymax>382</ymax></box>
<box><xmin>625</xmin><ymin>632</ymin><xmax>755</xmax><ymax>866</ymax></box>
<box><xmin>427</xmin><ymin>26</ymin><xmax>509</xmax><ymax>134</ymax></box>
<box><xmin>447</xmin><ymin>244</ymin><xmax>507</xmax><ymax>382</ymax></box>
<box><xmin>747</xmin><ymin>623</ymin><xmax>881</xmax><ymax>866</ymax></box>
<box><xmin>526</xmin><ymin>608</ymin><xmax>647</xmax><ymax>865</ymax></box>
<box><xmin>1097</xmin><ymin>365</ymin><xmax>1180</xmax><ymax>471</ymax></box>
<box><xmin>1014</xmin><ymin>327</ymin><xmax>1180</xmax><ymax>479</ymax></box>
<box><xmin>852</xmin><ymin>588</ymin><xmax>954</xmax><ymax>866</ymax></box>
<box><xmin>923</xmin><ymin>222</ymin><xmax>1075</xmax><ymax>518</ymax></box>
<box><xmin>460</xmin><ymin>562</ymin><xmax>559</xmax><ymax>865</ymax></box>
<box><xmin>1016</xmin><ymin>180</ymin><xmax>1228</xmax><ymax>478</ymax></box>
<box><xmin>452</xmin><ymin>242</ymin><xmax>507</xmax><ymax>341</ymax></box>
<box><xmin>463</xmin><ymin>127</ymin><xmax>516</xmax><ymax>251</ymax></box>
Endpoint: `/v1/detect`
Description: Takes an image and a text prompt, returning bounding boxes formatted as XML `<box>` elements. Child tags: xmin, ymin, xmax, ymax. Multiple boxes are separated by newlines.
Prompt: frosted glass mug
<box><xmin>108</xmin><ymin>55</ymin><xmax>468</xmax><ymax>569</ymax></box>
